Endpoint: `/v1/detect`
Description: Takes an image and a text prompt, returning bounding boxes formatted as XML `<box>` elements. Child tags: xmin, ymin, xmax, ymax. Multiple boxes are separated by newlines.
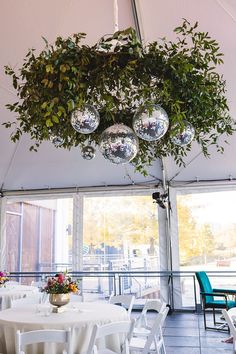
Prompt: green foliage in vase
<box><xmin>4</xmin><ymin>20</ymin><xmax>235</xmax><ymax>175</ymax></box>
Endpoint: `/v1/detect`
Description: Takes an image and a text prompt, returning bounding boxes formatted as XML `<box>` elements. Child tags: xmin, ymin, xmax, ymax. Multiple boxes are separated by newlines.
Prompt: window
<box><xmin>177</xmin><ymin>189</ymin><xmax>236</xmax><ymax>306</ymax></box>
<box><xmin>82</xmin><ymin>194</ymin><xmax>159</xmax><ymax>300</ymax></box>
<box><xmin>6</xmin><ymin>198</ymin><xmax>73</xmax><ymax>274</ymax></box>
<box><xmin>5</xmin><ymin>192</ymin><xmax>161</xmax><ymax>298</ymax></box>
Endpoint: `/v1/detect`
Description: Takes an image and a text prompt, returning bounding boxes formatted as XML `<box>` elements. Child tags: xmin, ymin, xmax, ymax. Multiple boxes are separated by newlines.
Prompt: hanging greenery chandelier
<box><xmin>4</xmin><ymin>20</ymin><xmax>235</xmax><ymax>175</ymax></box>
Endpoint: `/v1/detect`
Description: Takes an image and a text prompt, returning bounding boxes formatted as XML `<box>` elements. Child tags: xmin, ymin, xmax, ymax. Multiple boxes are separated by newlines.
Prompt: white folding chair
<box><xmin>11</xmin><ymin>293</ymin><xmax>42</xmax><ymax>308</ymax></box>
<box><xmin>15</xmin><ymin>328</ymin><xmax>72</xmax><ymax>354</ymax></box>
<box><xmin>222</xmin><ymin>309</ymin><xmax>236</xmax><ymax>351</ymax></box>
<box><xmin>31</xmin><ymin>280</ymin><xmax>43</xmax><ymax>288</ymax></box>
<box><xmin>86</xmin><ymin>320</ymin><xmax>135</xmax><ymax>354</ymax></box>
<box><xmin>7</xmin><ymin>280</ymin><xmax>19</xmax><ymax>286</ymax></box>
<box><xmin>109</xmin><ymin>295</ymin><xmax>135</xmax><ymax>318</ymax></box>
<box><xmin>70</xmin><ymin>294</ymin><xmax>83</xmax><ymax>302</ymax></box>
<box><xmin>129</xmin><ymin>311</ymin><xmax>166</xmax><ymax>354</ymax></box>
<box><xmin>134</xmin><ymin>299</ymin><xmax>167</xmax><ymax>337</ymax></box>
<box><xmin>107</xmin><ymin>291</ymin><xmax>114</xmax><ymax>302</ymax></box>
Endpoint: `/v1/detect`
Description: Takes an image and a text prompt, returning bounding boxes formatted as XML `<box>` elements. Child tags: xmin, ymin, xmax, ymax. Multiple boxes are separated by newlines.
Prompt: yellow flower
<box><xmin>69</xmin><ymin>284</ymin><xmax>78</xmax><ymax>293</ymax></box>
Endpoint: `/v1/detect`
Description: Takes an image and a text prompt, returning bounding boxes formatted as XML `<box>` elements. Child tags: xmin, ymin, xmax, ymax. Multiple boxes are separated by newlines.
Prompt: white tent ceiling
<box><xmin>0</xmin><ymin>0</ymin><xmax>235</xmax><ymax>191</ymax></box>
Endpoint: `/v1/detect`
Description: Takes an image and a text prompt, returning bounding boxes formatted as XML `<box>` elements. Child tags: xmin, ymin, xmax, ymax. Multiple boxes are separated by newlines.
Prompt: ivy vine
<box><xmin>4</xmin><ymin>20</ymin><xmax>235</xmax><ymax>175</ymax></box>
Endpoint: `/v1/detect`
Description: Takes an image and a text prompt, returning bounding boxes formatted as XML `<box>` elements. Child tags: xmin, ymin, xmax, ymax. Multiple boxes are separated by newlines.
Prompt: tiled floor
<box><xmin>132</xmin><ymin>311</ymin><xmax>234</xmax><ymax>353</ymax></box>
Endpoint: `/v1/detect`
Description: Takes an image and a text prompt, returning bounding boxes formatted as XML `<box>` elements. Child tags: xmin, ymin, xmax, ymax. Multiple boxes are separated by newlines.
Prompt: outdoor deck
<box><xmin>131</xmin><ymin>311</ymin><xmax>234</xmax><ymax>354</ymax></box>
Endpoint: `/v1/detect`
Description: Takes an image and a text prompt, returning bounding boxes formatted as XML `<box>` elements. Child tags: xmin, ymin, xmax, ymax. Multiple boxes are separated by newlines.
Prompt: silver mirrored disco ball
<box><xmin>99</xmin><ymin>124</ymin><xmax>139</xmax><ymax>164</ymax></box>
<box><xmin>133</xmin><ymin>104</ymin><xmax>169</xmax><ymax>141</ymax></box>
<box><xmin>171</xmin><ymin>121</ymin><xmax>195</xmax><ymax>146</ymax></box>
<box><xmin>96</xmin><ymin>33</ymin><xmax>130</xmax><ymax>52</ymax></box>
<box><xmin>71</xmin><ymin>104</ymin><xmax>100</xmax><ymax>134</ymax></box>
<box><xmin>81</xmin><ymin>145</ymin><xmax>96</xmax><ymax>160</ymax></box>
<box><xmin>96</xmin><ymin>39</ymin><xmax>122</xmax><ymax>52</ymax></box>
<box><xmin>50</xmin><ymin>135</ymin><xmax>64</xmax><ymax>147</ymax></box>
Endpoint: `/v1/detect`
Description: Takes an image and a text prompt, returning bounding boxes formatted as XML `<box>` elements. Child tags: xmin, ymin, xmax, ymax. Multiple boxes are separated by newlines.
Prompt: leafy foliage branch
<box><xmin>4</xmin><ymin>20</ymin><xmax>235</xmax><ymax>175</ymax></box>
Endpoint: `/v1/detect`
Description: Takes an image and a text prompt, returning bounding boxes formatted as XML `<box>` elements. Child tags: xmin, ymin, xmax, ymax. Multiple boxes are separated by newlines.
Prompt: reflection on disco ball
<box><xmin>96</xmin><ymin>39</ymin><xmax>121</xmax><ymax>52</ymax></box>
<box><xmin>99</xmin><ymin>124</ymin><xmax>139</xmax><ymax>164</ymax></box>
<box><xmin>171</xmin><ymin>121</ymin><xmax>195</xmax><ymax>146</ymax></box>
<box><xmin>96</xmin><ymin>34</ymin><xmax>129</xmax><ymax>52</ymax></box>
<box><xmin>81</xmin><ymin>145</ymin><xmax>96</xmax><ymax>160</ymax></box>
<box><xmin>133</xmin><ymin>104</ymin><xmax>169</xmax><ymax>141</ymax></box>
<box><xmin>50</xmin><ymin>135</ymin><xmax>64</xmax><ymax>147</ymax></box>
<box><xmin>71</xmin><ymin>104</ymin><xmax>100</xmax><ymax>134</ymax></box>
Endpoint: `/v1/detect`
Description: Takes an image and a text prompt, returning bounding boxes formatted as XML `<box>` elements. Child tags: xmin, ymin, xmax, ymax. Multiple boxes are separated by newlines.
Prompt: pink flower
<box><xmin>57</xmin><ymin>273</ymin><xmax>64</xmax><ymax>283</ymax></box>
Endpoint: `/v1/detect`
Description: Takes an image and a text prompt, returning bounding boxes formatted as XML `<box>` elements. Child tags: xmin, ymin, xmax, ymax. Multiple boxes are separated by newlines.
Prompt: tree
<box><xmin>178</xmin><ymin>201</ymin><xmax>199</xmax><ymax>263</ymax></box>
<box><xmin>178</xmin><ymin>197</ymin><xmax>215</xmax><ymax>265</ymax></box>
<box><xmin>83</xmin><ymin>195</ymin><xmax>158</xmax><ymax>253</ymax></box>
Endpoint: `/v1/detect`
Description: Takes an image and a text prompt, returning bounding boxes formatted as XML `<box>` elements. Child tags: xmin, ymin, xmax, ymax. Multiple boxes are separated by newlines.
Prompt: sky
<box><xmin>178</xmin><ymin>190</ymin><xmax>236</xmax><ymax>225</ymax></box>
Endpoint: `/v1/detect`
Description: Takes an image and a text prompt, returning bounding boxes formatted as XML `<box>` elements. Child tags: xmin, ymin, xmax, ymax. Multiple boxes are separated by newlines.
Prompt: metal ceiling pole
<box><xmin>130</xmin><ymin>0</ymin><xmax>142</xmax><ymax>41</ymax></box>
<box><xmin>161</xmin><ymin>157</ymin><xmax>174</xmax><ymax>309</ymax></box>
<box><xmin>130</xmin><ymin>0</ymin><xmax>174</xmax><ymax>307</ymax></box>
<box><xmin>161</xmin><ymin>158</ymin><xmax>172</xmax><ymax>270</ymax></box>
<box><xmin>130</xmin><ymin>0</ymin><xmax>173</xmax><ymax>306</ymax></box>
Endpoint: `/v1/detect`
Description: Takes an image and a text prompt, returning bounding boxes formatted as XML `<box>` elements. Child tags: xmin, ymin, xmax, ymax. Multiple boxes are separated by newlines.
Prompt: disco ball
<box><xmin>133</xmin><ymin>104</ymin><xmax>169</xmax><ymax>141</ymax></box>
<box><xmin>96</xmin><ymin>39</ymin><xmax>121</xmax><ymax>52</ymax></box>
<box><xmin>99</xmin><ymin>124</ymin><xmax>139</xmax><ymax>164</ymax></box>
<box><xmin>171</xmin><ymin>121</ymin><xmax>195</xmax><ymax>146</ymax></box>
<box><xmin>71</xmin><ymin>104</ymin><xmax>100</xmax><ymax>134</ymax></box>
<box><xmin>81</xmin><ymin>145</ymin><xmax>96</xmax><ymax>160</ymax></box>
<box><xmin>96</xmin><ymin>34</ymin><xmax>129</xmax><ymax>52</ymax></box>
<box><xmin>50</xmin><ymin>135</ymin><xmax>64</xmax><ymax>147</ymax></box>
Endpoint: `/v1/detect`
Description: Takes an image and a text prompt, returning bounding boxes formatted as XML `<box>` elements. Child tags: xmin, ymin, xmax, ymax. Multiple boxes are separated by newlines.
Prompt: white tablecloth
<box><xmin>0</xmin><ymin>302</ymin><xmax>129</xmax><ymax>354</ymax></box>
<box><xmin>0</xmin><ymin>285</ymin><xmax>39</xmax><ymax>310</ymax></box>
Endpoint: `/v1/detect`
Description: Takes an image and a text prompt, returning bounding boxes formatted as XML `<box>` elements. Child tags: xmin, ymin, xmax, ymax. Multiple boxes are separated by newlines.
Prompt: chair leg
<box><xmin>213</xmin><ymin>307</ymin><xmax>216</xmax><ymax>325</ymax></box>
<box><xmin>213</xmin><ymin>308</ymin><xmax>229</xmax><ymax>331</ymax></box>
<box><xmin>155</xmin><ymin>337</ymin><xmax>165</xmax><ymax>354</ymax></box>
<box><xmin>203</xmin><ymin>307</ymin><xmax>207</xmax><ymax>330</ymax></box>
<box><xmin>202</xmin><ymin>306</ymin><xmax>228</xmax><ymax>331</ymax></box>
<box><xmin>161</xmin><ymin>342</ymin><xmax>167</xmax><ymax>354</ymax></box>
<box><xmin>155</xmin><ymin>337</ymin><xmax>164</xmax><ymax>354</ymax></box>
<box><xmin>233</xmin><ymin>338</ymin><xmax>236</xmax><ymax>353</ymax></box>
<box><xmin>217</xmin><ymin>323</ymin><xmax>229</xmax><ymax>331</ymax></box>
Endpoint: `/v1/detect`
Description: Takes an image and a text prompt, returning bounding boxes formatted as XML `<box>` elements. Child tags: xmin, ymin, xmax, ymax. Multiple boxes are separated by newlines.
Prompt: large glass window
<box><xmin>82</xmin><ymin>194</ymin><xmax>159</xmax><ymax>300</ymax></box>
<box><xmin>6</xmin><ymin>198</ymin><xmax>73</xmax><ymax>276</ymax></box>
<box><xmin>177</xmin><ymin>190</ymin><xmax>236</xmax><ymax>306</ymax></box>
<box><xmin>5</xmin><ymin>192</ymin><xmax>160</xmax><ymax>298</ymax></box>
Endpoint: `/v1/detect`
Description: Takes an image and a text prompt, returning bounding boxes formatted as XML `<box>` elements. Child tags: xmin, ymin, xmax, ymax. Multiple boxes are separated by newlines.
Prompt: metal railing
<box><xmin>8</xmin><ymin>270</ymin><xmax>236</xmax><ymax>312</ymax></box>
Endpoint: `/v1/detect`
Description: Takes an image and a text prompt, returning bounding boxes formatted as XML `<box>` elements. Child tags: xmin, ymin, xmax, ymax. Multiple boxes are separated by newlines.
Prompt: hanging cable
<box><xmin>0</xmin><ymin>84</ymin><xmax>17</xmax><ymax>97</ymax></box>
<box><xmin>216</xmin><ymin>0</ymin><xmax>236</xmax><ymax>23</ymax></box>
<box><xmin>113</xmin><ymin>0</ymin><xmax>119</xmax><ymax>32</ymax></box>
<box><xmin>169</xmin><ymin>130</ymin><xmax>231</xmax><ymax>182</ymax></box>
<box><xmin>0</xmin><ymin>140</ymin><xmax>21</xmax><ymax>191</ymax></box>
<box><xmin>169</xmin><ymin>149</ymin><xmax>204</xmax><ymax>182</ymax></box>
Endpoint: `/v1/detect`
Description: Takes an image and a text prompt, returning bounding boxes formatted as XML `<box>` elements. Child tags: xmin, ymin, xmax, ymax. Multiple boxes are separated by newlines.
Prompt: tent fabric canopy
<box><xmin>0</xmin><ymin>0</ymin><xmax>235</xmax><ymax>191</ymax></box>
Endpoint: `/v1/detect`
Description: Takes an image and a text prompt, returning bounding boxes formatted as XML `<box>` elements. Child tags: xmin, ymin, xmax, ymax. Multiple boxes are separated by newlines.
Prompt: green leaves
<box><xmin>3</xmin><ymin>21</ymin><xmax>235</xmax><ymax>175</ymax></box>
<box><xmin>67</xmin><ymin>99</ymin><xmax>75</xmax><ymax>111</ymax></box>
<box><xmin>46</xmin><ymin>119</ymin><xmax>53</xmax><ymax>127</ymax></box>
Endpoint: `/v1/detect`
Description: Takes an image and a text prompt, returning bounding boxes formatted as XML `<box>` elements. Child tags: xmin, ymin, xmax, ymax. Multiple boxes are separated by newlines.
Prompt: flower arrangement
<box><xmin>0</xmin><ymin>271</ymin><xmax>9</xmax><ymax>286</ymax></box>
<box><xmin>42</xmin><ymin>273</ymin><xmax>79</xmax><ymax>294</ymax></box>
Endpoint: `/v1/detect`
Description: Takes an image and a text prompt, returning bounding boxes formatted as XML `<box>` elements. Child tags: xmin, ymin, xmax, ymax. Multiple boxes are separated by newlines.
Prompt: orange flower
<box><xmin>69</xmin><ymin>283</ymin><xmax>77</xmax><ymax>293</ymax></box>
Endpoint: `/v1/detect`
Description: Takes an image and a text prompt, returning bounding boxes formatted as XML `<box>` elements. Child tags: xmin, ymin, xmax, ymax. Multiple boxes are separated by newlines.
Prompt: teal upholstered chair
<box><xmin>196</xmin><ymin>271</ymin><xmax>236</xmax><ymax>330</ymax></box>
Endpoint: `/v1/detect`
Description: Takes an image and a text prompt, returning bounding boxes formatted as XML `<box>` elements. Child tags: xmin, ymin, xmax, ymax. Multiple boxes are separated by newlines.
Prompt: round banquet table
<box><xmin>0</xmin><ymin>302</ymin><xmax>129</xmax><ymax>354</ymax></box>
<box><xmin>0</xmin><ymin>284</ymin><xmax>39</xmax><ymax>310</ymax></box>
